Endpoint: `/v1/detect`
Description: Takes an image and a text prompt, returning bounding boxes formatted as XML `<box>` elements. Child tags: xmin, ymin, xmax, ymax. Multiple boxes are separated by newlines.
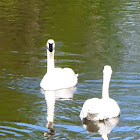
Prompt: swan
<box><xmin>80</xmin><ymin>65</ymin><xmax>120</xmax><ymax>121</ymax></box>
<box><xmin>40</xmin><ymin>39</ymin><xmax>78</xmax><ymax>90</ymax></box>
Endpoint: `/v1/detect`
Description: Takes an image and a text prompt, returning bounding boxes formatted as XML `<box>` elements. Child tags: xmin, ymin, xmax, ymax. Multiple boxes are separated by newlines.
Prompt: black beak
<box><xmin>48</xmin><ymin>43</ymin><xmax>53</xmax><ymax>52</ymax></box>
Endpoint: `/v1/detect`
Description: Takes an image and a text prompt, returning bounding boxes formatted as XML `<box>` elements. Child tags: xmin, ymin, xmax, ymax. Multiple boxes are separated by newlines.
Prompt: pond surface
<box><xmin>0</xmin><ymin>0</ymin><xmax>140</xmax><ymax>139</ymax></box>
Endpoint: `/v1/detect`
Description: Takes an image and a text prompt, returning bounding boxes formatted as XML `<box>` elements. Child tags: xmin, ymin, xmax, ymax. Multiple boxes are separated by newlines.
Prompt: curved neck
<box><xmin>47</xmin><ymin>50</ymin><xmax>55</xmax><ymax>73</ymax></box>
<box><xmin>102</xmin><ymin>72</ymin><xmax>112</xmax><ymax>99</ymax></box>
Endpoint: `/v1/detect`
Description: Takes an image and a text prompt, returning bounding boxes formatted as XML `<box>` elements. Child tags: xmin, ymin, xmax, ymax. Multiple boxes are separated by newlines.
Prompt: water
<box><xmin>0</xmin><ymin>0</ymin><xmax>140</xmax><ymax>139</ymax></box>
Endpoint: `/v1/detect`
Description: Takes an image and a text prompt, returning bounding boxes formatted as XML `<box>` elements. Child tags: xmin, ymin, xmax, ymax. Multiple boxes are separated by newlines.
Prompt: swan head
<box><xmin>46</xmin><ymin>39</ymin><xmax>55</xmax><ymax>52</ymax></box>
<box><xmin>103</xmin><ymin>65</ymin><xmax>112</xmax><ymax>75</ymax></box>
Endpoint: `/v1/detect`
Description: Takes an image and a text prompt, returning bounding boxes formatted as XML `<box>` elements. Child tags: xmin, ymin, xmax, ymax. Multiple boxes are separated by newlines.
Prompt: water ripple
<box><xmin>0</xmin><ymin>121</ymin><xmax>46</xmax><ymax>138</ymax></box>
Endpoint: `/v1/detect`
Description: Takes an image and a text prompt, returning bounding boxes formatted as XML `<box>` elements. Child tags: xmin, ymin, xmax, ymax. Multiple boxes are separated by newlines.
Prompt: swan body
<box><xmin>40</xmin><ymin>39</ymin><xmax>78</xmax><ymax>91</ymax></box>
<box><xmin>80</xmin><ymin>65</ymin><xmax>120</xmax><ymax>121</ymax></box>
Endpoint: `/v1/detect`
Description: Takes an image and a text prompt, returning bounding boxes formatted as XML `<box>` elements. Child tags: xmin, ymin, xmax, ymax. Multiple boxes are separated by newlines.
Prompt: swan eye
<box><xmin>48</xmin><ymin>43</ymin><xmax>53</xmax><ymax>52</ymax></box>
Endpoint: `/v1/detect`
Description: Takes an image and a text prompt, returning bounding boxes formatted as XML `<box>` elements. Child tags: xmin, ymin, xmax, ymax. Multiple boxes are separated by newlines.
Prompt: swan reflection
<box><xmin>41</xmin><ymin>87</ymin><xmax>76</xmax><ymax>137</ymax></box>
<box><xmin>81</xmin><ymin>117</ymin><xmax>120</xmax><ymax>140</ymax></box>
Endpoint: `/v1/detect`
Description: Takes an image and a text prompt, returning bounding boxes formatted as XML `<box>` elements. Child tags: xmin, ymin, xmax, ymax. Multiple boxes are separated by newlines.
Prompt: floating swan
<box><xmin>40</xmin><ymin>39</ymin><xmax>78</xmax><ymax>90</ymax></box>
<box><xmin>80</xmin><ymin>65</ymin><xmax>120</xmax><ymax>121</ymax></box>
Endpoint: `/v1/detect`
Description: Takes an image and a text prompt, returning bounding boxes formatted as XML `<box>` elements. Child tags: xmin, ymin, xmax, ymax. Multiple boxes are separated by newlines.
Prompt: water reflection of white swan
<box><xmin>82</xmin><ymin>117</ymin><xmax>120</xmax><ymax>140</ymax></box>
<box><xmin>40</xmin><ymin>39</ymin><xmax>78</xmax><ymax>91</ymax></box>
<box><xmin>80</xmin><ymin>65</ymin><xmax>120</xmax><ymax>121</ymax></box>
<box><xmin>41</xmin><ymin>87</ymin><xmax>76</xmax><ymax>137</ymax></box>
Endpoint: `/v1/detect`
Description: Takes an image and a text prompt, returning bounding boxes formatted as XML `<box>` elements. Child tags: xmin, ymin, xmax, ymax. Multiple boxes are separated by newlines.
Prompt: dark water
<box><xmin>0</xmin><ymin>0</ymin><xmax>140</xmax><ymax>139</ymax></box>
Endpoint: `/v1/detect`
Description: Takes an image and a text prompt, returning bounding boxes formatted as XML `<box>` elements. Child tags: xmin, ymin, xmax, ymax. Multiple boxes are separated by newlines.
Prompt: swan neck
<box><xmin>102</xmin><ymin>72</ymin><xmax>112</xmax><ymax>99</ymax></box>
<box><xmin>47</xmin><ymin>50</ymin><xmax>55</xmax><ymax>73</ymax></box>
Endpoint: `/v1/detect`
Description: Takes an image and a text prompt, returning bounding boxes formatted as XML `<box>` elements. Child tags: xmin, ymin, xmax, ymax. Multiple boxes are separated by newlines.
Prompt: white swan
<box><xmin>40</xmin><ymin>39</ymin><xmax>78</xmax><ymax>91</ymax></box>
<box><xmin>80</xmin><ymin>65</ymin><xmax>120</xmax><ymax>121</ymax></box>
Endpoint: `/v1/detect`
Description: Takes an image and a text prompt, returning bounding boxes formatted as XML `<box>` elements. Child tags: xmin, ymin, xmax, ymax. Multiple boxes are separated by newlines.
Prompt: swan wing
<box><xmin>80</xmin><ymin>98</ymin><xmax>101</xmax><ymax>121</ymax></box>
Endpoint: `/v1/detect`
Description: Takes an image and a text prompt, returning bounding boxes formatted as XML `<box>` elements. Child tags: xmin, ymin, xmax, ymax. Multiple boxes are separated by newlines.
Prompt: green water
<box><xmin>0</xmin><ymin>0</ymin><xmax>140</xmax><ymax>139</ymax></box>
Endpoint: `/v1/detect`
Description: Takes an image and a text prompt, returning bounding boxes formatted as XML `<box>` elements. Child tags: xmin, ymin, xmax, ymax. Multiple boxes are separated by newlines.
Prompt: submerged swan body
<box><xmin>80</xmin><ymin>65</ymin><xmax>120</xmax><ymax>121</ymax></box>
<box><xmin>40</xmin><ymin>39</ymin><xmax>78</xmax><ymax>91</ymax></box>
